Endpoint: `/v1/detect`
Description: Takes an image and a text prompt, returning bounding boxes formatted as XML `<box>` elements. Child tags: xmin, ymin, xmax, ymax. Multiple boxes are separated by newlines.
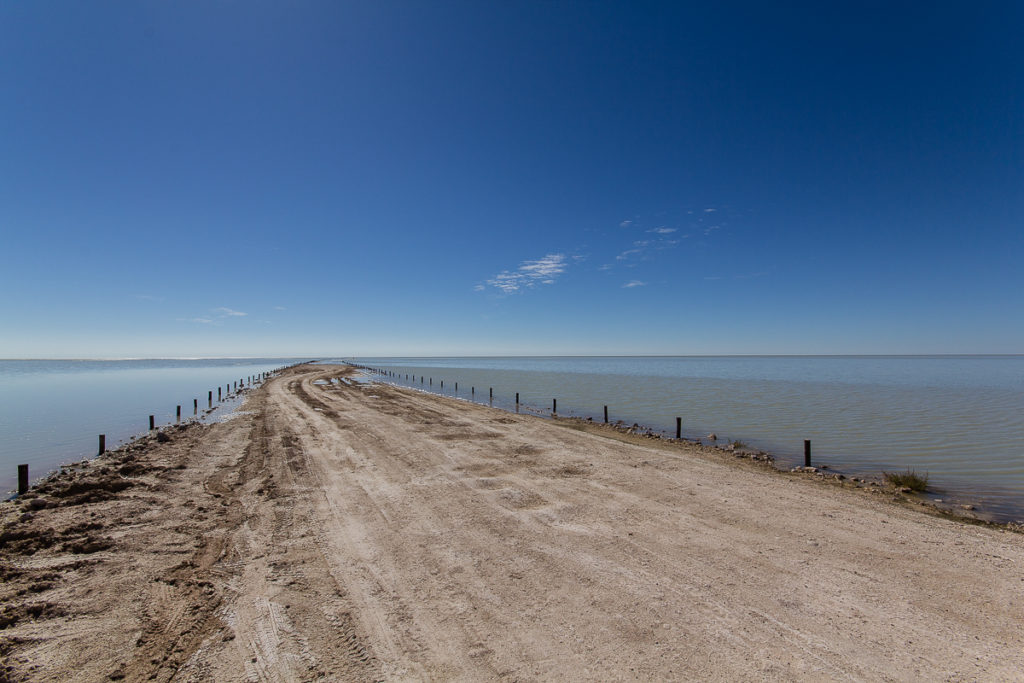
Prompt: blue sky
<box><xmin>2</xmin><ymin>1</ymin><xmax>1021</xmax><ymax>357</ymax></box>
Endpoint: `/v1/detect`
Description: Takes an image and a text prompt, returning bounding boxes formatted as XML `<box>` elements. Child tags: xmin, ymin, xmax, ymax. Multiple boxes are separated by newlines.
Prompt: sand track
<box><xmin>1</xmin><ymin>363</ymin><xmax>1023</xmax><ymax>681</ymax></box>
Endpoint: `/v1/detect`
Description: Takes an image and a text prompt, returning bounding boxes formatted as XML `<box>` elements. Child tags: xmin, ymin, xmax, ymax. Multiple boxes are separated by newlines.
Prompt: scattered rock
<box><xmin>66</xmin><ymin>536</ymin><xmax>113</xmax><ymax>554</ymax></box>
<box><xmin>0</xmin><ymin>601</ymin><xmax>66</xmax><ymax>629</ymax></box>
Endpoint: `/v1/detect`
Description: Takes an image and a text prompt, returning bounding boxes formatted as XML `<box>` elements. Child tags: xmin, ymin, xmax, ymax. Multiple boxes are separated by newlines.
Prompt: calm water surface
<box><xmin>0</xmin><ymin>359</ymin><xmax>304</xmax><ymax>494</ymax></box>
<box><xmin>347</xmin><ymin>356</ymin><xmax>1024</xmax><ymax>522</ymax></box>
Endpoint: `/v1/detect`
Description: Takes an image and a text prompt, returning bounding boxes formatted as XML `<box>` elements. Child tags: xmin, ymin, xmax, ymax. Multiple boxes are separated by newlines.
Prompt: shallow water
<box><xmin>0</xmin><ymin>359</ymin><xmax>303</xmax><ymax>493</ymax></box>
<box><xmin>345</xmin><ymin>356</ymin><xmax>1024</xmax><ymax>523</ymax></box>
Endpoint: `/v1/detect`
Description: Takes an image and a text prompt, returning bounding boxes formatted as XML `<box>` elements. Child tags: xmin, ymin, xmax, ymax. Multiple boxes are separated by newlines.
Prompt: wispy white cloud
<box><xmin>214</xmin><ymin>307</ymin><xmax>247</xmax><ymax>317</ymax></box>
<box><xmin>648</xmin><ymin>227</ymin><xmax>676</xmax><ymax>234</ymax></box>
<box><xmin>704</xmin><ymin>225</ymin><xmax>720</xmax><ymax>236</ymax></box>
<box><xmin>622</xmin><ymin>280</ymin><xmax>646</xmax><ymax>288</ymax></box>
<box><xmin>616</xmin><ymin>248</ymin><xmax>642</xmax><ymax>261</ymax></box>
<box><xmin>178</xmin><ymin>317</ymin><xmax>215</xmax><ymax>324</ymax></box>
<box><xmin>704</xmin><ymin>208</ymin><xmax>717</xmax><ymax>213</ymax></box>
<box><xmin>619</xmin><ymin>220</ymin><xmax>633</xmax><ymax>227</ymax></box>
<box><xmin>483</xmin><ymin>253</ymin><xmax>567</xmax><ymax>294</ymax></box>
<box><xmin>273</xmin><ymin>305</ymin><xmax>287</xmax><ymax>311</ymax></box>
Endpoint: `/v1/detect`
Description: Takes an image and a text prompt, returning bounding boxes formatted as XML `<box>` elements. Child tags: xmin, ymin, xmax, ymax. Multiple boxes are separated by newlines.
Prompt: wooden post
<box><xmin>17</xmin><ymin>464</ymin><xmax>28</xmax><ymax>495</ymax></box>
<box><xmin>489</xmin><ymin>387</ymin><xmax>493</xmax><ymax>400</ymax></box>
<box><xmin>471</xmin><ymin>386</ymin><xmax>475</xmax><ymax>397</ymax></box>
<box><xmin>176</xmin><ymin>405</ymin><xmax>181</xmax><ymax>421</ymax></box>
<box><xmin>208</xmin><ymin>390</ymin><xmax>213</xmax><ymax>407</ymax></box>
<box><xmin>441</xmin><ymin>380</ymin><xmax>444</xmax><ymax>388</ymax></box>
<box><xmin>604</xmin><ymin>405</ymin><xmax>608</xmax><ymax>423</ymax></box>
<box><xmin>98</xmin><ymin>434</ymin><xmax>106</xmax><ymax>455</ymax></box>
<box><xmin>515</xmin><ymin>392</ymin><xmax>519</xmax><ymax>405</ymax></box>
<box><xmin>455</xmin><ymin>382</ymin><xmax>458</xmax><ymax>391</ymax></box>
<box><xmin>676</xmin><ymin>417</ymin><xmax>682</xmax><ymax>439</ymax></box>
<box><xmin>429</xmin><ymin>378</ymin><xmax>432</xmax><ymax>386</ymax></box>
<box><xmin>194</xmin><ymin>398</ymin><xmax>198</xmax><ymax>414</ymax></box>
<box><xmin>149</xmin><ymin>415</ymin><xmax>155</xmax><ymax>430</ymax></box>
<box><xmin>804</xmin><ymin>439</ymin><xmax>811</xmax><ymax>467</ymax></box>
<box><xmin>218</xmin><ymin>387</ymin><xmax>222</xmax><ymax>401</ymax></box>
<box><xmin>552</xmin><ymin>398</ymin><xmax>557</xmax><ymax>414</ymax></box>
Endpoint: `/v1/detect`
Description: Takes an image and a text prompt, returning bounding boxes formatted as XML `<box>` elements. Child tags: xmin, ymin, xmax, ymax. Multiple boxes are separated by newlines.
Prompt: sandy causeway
<box><xmin>1</xmin><ymin>363</ymin><xmax>1022</xmax><ymax>681</ymax></box>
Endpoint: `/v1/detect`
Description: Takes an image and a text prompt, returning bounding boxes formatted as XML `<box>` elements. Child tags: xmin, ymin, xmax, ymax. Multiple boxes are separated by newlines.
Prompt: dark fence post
<box><xmin>176</xmin><ymin>405</ymin><xmax>181</xmax><ymax>422</ymax></box>
<box><xmin>804</xmin><ymin>439</ymin><xmax>812</xmax><ymax>467</ymax></box>
<box><xmin>17</xmin><ymin>464</ymin><xmax>28</xmax><ymax>495</ymax></box>
<box><xmin>209</xmin><ymin>390</ymin><xmax>213</xmax><ymax>407</ymax></box>
<box><xmin>98</xmin><ymin>434</ymin><xmax>106</xmax><ymax>455</ymax></box>
<box><xmin>552</xmin><ymin>398</ymin><xmax>557</xmax><ymax>414</ymax></box>
<box><xmin>489</xmin><ymin>387</ymin><xmax>493</xmax><ymax>400</ymax></box>
<box><xmin>149</xmin><ymin>415</ymin><xmax>155</xmax><ymax>430</ymax></box>
<box><xmin>676</xmin><ymin>417</ymin><xmax>682</xmax><ymax>439</ymax></box>
<box><xmin>604</xmin><ymin>405</ymin><xmax>608</xmax><ymax>423</ymax></box>
<box><xmin>194</xmin><ymin>398</ymin><xmax>198</xmax><ymax>414</ymax></box>
<box><xmin>515</xmin><ymin>392</ymin><xmax>519</xmax><ymax>405</ymax></box>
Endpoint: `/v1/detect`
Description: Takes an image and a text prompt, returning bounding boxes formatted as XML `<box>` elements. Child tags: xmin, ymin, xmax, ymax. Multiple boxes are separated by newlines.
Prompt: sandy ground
<box><xmin>1</xmin><ymin>363</ymin><xmax>1023</xmax><ymax>682</ymax></box>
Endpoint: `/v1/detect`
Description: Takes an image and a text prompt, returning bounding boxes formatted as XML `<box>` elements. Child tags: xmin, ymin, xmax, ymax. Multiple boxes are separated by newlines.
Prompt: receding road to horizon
<box><xmin>1</xmin><ymin>363</ymin><xmax>1022</xmax><ymax>680</ymax></box>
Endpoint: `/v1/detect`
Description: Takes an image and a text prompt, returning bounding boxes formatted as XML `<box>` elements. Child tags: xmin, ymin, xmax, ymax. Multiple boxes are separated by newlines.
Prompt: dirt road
<box><xmin>2</xmin><ymin>363</ymin><xmax>1022</xmax><ymax>681</ymax></box>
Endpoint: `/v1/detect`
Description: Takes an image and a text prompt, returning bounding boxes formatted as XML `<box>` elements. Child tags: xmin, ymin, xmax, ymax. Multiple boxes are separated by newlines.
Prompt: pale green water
<box><xmin>348</xmin><ymin>356</ymin><xmax>1024</xmax><ymax>522</ymax></box>
<box><xmin>0</xmin><ymin>358</ymin><xmax>304</xmax><ymax>494</ymax></box>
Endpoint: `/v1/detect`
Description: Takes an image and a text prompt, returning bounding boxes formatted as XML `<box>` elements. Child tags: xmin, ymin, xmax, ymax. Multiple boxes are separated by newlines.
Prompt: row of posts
<box><xmin>355</xmin><ymin>364</ymin><xmax>815</xmax><ymax>470</ymax></box>
<box><xmin>14</xmin><ymin>369</ymin><xmax>282</xmax><ymax>496</ymax></box>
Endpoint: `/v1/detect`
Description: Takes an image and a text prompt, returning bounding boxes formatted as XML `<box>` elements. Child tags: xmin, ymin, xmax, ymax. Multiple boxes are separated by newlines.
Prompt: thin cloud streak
<box><xmin>483</xmin><ymin>253</ymin><xmax>567</xmax><ymax>294</ymax></box>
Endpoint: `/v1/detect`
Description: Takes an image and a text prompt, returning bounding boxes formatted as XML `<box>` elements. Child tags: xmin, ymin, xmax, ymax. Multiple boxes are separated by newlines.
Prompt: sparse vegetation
<box><xmin>730</xmin><ymin>440</ymin><xmax>748</xmax><ymax>449</ymax></box>
<box><xmin>883</xmin><ymin>468</ymin><xmax>929</xmax><ymax>492</ymax></box>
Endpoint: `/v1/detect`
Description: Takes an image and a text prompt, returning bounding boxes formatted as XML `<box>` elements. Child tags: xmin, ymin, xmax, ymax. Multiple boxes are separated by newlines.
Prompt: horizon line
<box><xmin>2</xmin><ymin>353</ymin><xmax>1022</xmax><ymax>361</ymax></box>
